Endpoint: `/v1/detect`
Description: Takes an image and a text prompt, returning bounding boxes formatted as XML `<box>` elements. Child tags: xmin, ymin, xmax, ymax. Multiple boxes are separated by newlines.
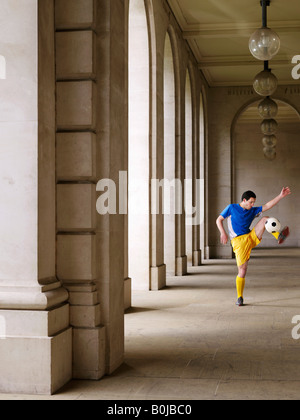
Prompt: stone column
<box><xmin>191</xmin><ymin>66</ymin><xmax>202</xmax><ymax>267</ymax></box>
<box><xmin>96</xmin><ymin>0</ymin><xmax>127</xmax><ymax>374</ymax></box>
<box><xmin>55</xmin><ymin>0</ymin><xmax>106</xmax><ymax>380</ymax></box>
<box><xmin>147</xmin><ymin>0</ymin><xmax>167</xmax><ymax>290</ymax></box>
<box><xmin>175</xmin><ymin>50</ymin><xmax>188</xmax><ymax>276</ymax></box>
<box><xmin>123</xmin><ymin>0</ymin><xmax>131</xmax><ymax>308</ymax></box>
<box><xmin>0</xmin><ymin>0</ymin><xmax>72</xmax><ymax>395</ymax></box>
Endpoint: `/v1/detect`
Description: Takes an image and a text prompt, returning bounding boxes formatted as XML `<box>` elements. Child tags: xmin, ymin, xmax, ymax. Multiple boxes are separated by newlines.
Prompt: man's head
<box><xmin>241</xmin><ymin>190</ymin><xmax>256</xmax><ymax>210</ymax></box>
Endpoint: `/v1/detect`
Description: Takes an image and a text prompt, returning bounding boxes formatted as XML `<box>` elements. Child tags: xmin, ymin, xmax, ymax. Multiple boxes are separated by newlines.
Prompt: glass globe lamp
<box><xmin>249</xmin><ymin>27</ymin><xmax>280</xmax><ymax>61</ymax></box>
<box><xmin>263</xmin><ymin>146</ymin><xmax>276</xmax><ymax>161</ymax></box>
<box><xmin>253</xmin><ymin>70</ymin><xmax>278</xmax><ymax>96</ymax></box>
<box><xmin>262</xmin><ymin>135</ymin><xmax>277</xmax><ymax>147</ymax></box>
<box><xmin>258</xmin><ymin>97</ymin><xmax>278</xmax><ymax>119</ymax></box>
<box><xmin>261</xmin><ymin>118</ymin><xmax>278</xmax><ymax>135</ymax></box>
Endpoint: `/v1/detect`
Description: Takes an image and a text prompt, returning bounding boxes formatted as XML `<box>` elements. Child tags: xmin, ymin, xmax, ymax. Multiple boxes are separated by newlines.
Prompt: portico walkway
<box><xmin>1</xmin><ymin>248</ymin><xmax>300</xmax><ymax>400</ymax></box>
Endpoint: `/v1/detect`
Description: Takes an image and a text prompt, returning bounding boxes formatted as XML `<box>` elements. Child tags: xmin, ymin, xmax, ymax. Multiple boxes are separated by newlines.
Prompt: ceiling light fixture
<box><xmin>253</xmin><ymin>64</ymin><xmax>278</xmax><ymax>97</ymax></box>
<box><xmin>249</xmin><ymin>0</ymin><xmax>280</xmax><ymax>161</ymax></box>
<box><xmin>263</xmin><ymin>146</ymin><xmax>277</xmax><ymax>161</ymax></box>
<box><xmin>262</xmin><ymin>135</ymin><xmax>277</xmax><ymax>148</ymax></box>
<box><xmin>261</xmin><ymin>118</ymin><xmax>278</xmax><ymax>135</ymax></box>
<box><xmin>249</xmin><ymin>0</ymin><xmax>281</xmax><ymax>61</ymax></box>
<box><xmin>258</xmin><ymin>97</ymin><xmax>278</xmax><ymax>119</ymax></box>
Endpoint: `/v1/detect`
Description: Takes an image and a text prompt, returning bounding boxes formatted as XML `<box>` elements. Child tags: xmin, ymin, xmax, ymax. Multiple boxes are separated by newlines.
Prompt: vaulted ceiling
<box><xmin>167</xmin><ymin>0</ymin><xmax>300</xmax><ymax>87</ymax></box>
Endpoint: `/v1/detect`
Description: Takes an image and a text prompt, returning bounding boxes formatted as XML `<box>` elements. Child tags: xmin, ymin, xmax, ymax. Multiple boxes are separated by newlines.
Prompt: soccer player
<box><xmin>216</xmin><ymin>187</ymin><xmax>291</xmax><ymax>306</ymax></box>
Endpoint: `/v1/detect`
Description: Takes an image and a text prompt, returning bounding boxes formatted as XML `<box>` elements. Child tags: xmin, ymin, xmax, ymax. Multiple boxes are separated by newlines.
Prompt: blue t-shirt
<box><xmin>220</xmin><ymin>204</ymin><xmax>263</xmax><ymax>240</ymax></box>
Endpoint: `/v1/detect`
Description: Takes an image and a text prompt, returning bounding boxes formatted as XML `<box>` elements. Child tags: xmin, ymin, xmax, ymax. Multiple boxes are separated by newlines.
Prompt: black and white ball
<box><xmin>265</xmin><ymin>217</ymin><xmax>281</xmax><ymax>234</ymax></box>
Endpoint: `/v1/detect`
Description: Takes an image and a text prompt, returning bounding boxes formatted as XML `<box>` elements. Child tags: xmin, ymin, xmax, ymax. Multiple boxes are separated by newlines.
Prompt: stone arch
<box><xmin>128</xmin><ymin>0</ymin><xmax>150</xmax><ymax>291</ymax></box>
<box><xmin>231</xmin><ymin>97</ymin><xmax>300</xmax><ymax>248</ymax></box>
<box><xmin>231</xmin><ymin>96</ymin><xmax>300</xmax><ymax>195</ymax></box>
<box><xmin>186</xmin><ymin>62</ymin><xmax>204</xmax><ymax>266</ymax></box>
<box><xmin>187</xmin><ymin>61</ymin><xmax>198</xmax><ymax>122</ymax></box>
<box><xmin>166</xmin><ymin>23</ymin><xmax>188</xmax><ymax>275</ymax></box>
<box><xmin>199</xmin><ymin>85</ymin><xmax>207</xmax><ymax>258</ymax></box>
<box><xmin>231</xmin><ymin>96</ymin><xmax>300</xmax><ymax>136</ymax></box>
<box><xmin>163</xmin><ymin>30</ymin><xmax>176</xmax><ymax>276</ymax></box>
<box><xmin>185</xmin><ymin>67</ymin><xmax>193</xmax><ymax>266</ymax></box>
<box><xmin>166</xmin><ymin>24</ymin><xmax>182</xmax><ymax>139</ymax></box>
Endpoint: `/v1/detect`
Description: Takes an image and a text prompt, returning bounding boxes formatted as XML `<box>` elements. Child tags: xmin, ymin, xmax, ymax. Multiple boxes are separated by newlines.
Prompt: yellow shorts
<box><xmin>231</xmin><ymin>228</ymin><xmax>261</xmax><ymax>267</ymax></box>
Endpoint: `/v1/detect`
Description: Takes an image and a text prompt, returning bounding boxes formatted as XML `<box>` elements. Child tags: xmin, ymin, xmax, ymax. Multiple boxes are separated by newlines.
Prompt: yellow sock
<box><xmin>271</xmin><ymin>231</ymin><xmax>280</xmax><ymax>240</ymax></box>
<box><xmin>236</xmin><ymin>276</ymin><xmax>245</xmax><ymax>299</ymax></box>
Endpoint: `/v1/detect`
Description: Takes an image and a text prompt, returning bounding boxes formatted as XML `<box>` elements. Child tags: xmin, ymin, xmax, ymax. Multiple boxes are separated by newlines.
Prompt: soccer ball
<box><xmin>265</xmin><ymin>217</ymin><xmax>281</xmax><ymax>234</ymax></box>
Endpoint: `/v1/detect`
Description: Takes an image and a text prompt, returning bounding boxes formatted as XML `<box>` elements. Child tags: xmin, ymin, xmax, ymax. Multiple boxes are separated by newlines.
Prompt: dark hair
<box><xmin>242</xmin><ymin>190</ymin><xmax>256</xmax><ymax>201</ymax></box>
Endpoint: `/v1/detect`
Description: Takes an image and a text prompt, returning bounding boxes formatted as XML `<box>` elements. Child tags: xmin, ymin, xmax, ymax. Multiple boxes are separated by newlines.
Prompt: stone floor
<box><xmin>1</xmin><ymin>248</ymin><xmax>300</xmax><ymax>400</ymax></box>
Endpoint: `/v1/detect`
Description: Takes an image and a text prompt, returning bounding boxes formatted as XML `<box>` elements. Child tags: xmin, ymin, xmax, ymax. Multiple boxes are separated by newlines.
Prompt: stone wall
<box><xmin>234</xmin><ymin>120</ymin><xmax>300</xmax><ymax>248</ymax></box>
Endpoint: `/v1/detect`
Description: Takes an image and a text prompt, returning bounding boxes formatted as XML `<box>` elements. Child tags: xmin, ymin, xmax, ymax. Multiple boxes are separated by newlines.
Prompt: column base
<box><xmin>150</xmin><ymin>264</ymin><xmax>166</xmax><ymax>291</ymax></box>
<box><xmin>176</xmin><ymin>256</ymin><xmax>187</xmax><ymax>276</ymax></box>
<box><xmin>73</xmin><ymin>326</ymin><xmax>106</xmax><ymax>380</ymax></box>
<box><xmin>193</xmin><ymin>250</ymin><xmax>202</xmax><ymax>266</ymax></box>
<box><xmin>0</xmin><ymin>304</ymin><xmax>72</xmax><ymax>395</ymax></box>
<box><xmin>66</xmin><ymin>283</ymin><xmax>106</xmax><ymax>380</ymax></box>
<box><xmin>124</xmin><ymin>277</ymin><xmax>132</xmax><ymax>310</ymax></box>
<box><xmin>206</xmin><ymin>245</ymin><xmax>233</xmax><ymax>259</ymax></box>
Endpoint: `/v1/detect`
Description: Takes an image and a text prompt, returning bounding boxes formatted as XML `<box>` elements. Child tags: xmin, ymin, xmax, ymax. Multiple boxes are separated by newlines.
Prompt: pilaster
<box><xmin>96</xmin><ymin>0</ymin><xmax>127</xmax><ymax>374</ymax></box>
<box><xmin>148</xmin><ymin>9</ymin><xmax>167</xmax><ymax>290</ymax></box>
<box><xmin>55</xmin><ymin>0</ymin><xmax>106</xmax><ymax>380</ymax></box>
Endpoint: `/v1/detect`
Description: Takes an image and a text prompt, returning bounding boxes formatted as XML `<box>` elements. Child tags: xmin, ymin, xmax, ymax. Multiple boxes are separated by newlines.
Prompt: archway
<box><xmin>185</xmin><ymin>69</ymin><xmax>193</xmax><ymax>267</ymax></box>
<box><xmin>199</xmin><ymin>90</ymin><xmax>206</xmax><ymax>257</ymax></box>
<box><xmin>232</xmin><ymin>98</ymin><xmax>300</xmax><ymax>248</ymax></box>
<box><xmin>163</xmin><ymin>31</ymin><xmax>176</xmax><ymax>276</ymax></box>
<box><xmin>128</xmin><ymin>0</ymin><xmax>150</xmax><ymax>290</ymax></box>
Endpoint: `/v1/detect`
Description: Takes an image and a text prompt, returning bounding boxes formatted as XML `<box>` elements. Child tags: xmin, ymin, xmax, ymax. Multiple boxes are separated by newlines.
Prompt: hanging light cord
<box><xmin>261</xmin><ymin>0</ymin><xmax>270</xmax><ymax>28</ymax></box>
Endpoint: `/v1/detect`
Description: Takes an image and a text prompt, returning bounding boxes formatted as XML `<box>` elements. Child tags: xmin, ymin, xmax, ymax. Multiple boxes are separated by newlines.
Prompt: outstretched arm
<box><xmin>262</xmin><ymin>187</ymin><xmax>291</xmax><ymax>213</ymax></box>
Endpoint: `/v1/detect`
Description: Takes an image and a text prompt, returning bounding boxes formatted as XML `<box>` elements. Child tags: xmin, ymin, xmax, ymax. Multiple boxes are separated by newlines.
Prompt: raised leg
<box><xmin>254</xmin><ymin>216</ymin><xmax>269</xmax><ymax>241</ymax></box>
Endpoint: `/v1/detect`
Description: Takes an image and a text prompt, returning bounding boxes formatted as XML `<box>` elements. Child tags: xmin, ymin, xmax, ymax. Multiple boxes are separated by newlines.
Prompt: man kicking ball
<box><xmin>216</xmin><ymin>187</ymin><xmax>291</xmax><ymax>307</ymax></box>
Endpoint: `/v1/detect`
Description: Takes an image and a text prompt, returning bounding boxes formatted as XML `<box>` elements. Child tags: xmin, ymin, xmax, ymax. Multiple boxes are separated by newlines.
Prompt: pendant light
<box><xmin>261</xmin><ymin>118</ymin><xmax>278</xmax><ymax>135</ymax></box>
<box><xmin>249</xmin><ymin>0</ymin><xmax>280</xmax><ymax>161</ymax></box>
<box><xmin>249</xmin><ymin>0</ymin><xmax>280</xmax><ymax>61</ymax></box>
<box><xmin>258</xmin><ymin>97</ymin><xmax>278</xmax><ymax>119</ymax></box>
<box><xmin>262</xmin><ymin>135</ymin><xmax>277</xmax><ymax>147</ymax></box>
<box><xmin>253</xmin><ymin>61</ymin><xmax>278</xmax><ymax>97</ymax></box>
